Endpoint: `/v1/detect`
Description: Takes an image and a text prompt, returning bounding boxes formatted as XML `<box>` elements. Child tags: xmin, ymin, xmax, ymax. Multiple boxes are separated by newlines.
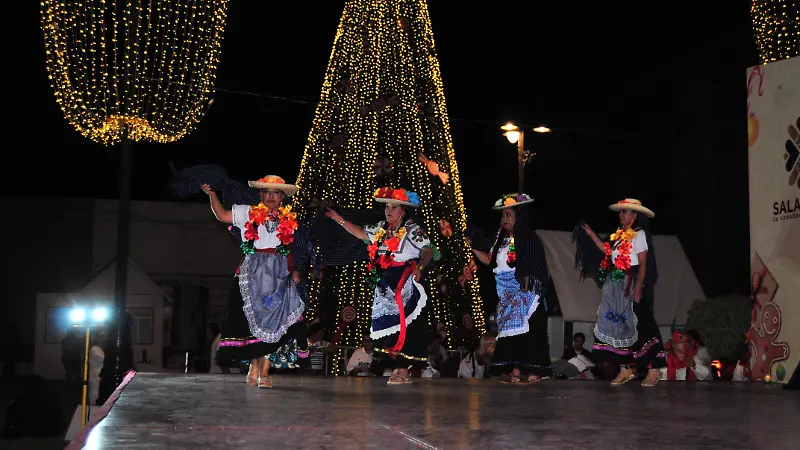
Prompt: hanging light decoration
<box><xmin>750</xmin><ymin>0</ymin><xmax>799</xmax><ymax>64</ymax></box>
<box><xmin>40</xmin><ymin>0</ymin><xmax>230</xmax><ymax>145</ymax></box>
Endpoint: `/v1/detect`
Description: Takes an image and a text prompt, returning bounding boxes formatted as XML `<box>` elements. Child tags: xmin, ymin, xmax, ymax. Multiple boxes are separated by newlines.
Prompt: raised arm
<box><xmin>466</xmin><ymin>237</ymin><xmax>491</xmax><ymax>266</ymax></box>
<box><xmin>325</xmin><ymin>207</ymin><xmax>368</xmax><ymax>241</ymax></box>
<box><xmin>582</xmin><ymin>223</ymin><xmax>606</xmax><ymax>253</ymax></box>
<box><xmin>202</xmin><ymin>184</ymin><xmax>232</xmax><ymax>224</ymax></box>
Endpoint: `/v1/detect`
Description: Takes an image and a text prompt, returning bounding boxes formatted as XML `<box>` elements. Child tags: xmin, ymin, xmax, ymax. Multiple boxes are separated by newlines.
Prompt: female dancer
<box><xmin>325</xmin><ymin>187</ymin><xmax>433</xmax><ymax>385</ymax></box>
<box><xmin>203</xmin><ymin>175</ymin><xmax>309</xmax><ymax>389</ymax></box>
<box><xmin>469</xmin><ymin>193</ymin><xmax>551</xmax><ymax>383</ymax></box>
<box><xmin>577</xmin><ymin>198</ymin><xmax>665</xmax><ymax>387</ymax></box>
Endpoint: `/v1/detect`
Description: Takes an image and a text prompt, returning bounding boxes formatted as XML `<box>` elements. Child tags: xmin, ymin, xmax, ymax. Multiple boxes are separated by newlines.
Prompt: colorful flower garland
<box><xmin>490</xmin><ymin>232</ymin><xmax>517</xmax><ymax>267</ymax></box>
<box><xmin>240</xmin><ymin>203</ymin><xmax>299</xmax><ymax>255</ymax></box>
<box><xmin>597</xmin><ymin>227</ymin><xmax>636</xmax><ymax>282</ymax></box>
<box><xmin>366</xmin><ymin>225</ymin><xmax>406</xmax><ymax>287</ymax></box>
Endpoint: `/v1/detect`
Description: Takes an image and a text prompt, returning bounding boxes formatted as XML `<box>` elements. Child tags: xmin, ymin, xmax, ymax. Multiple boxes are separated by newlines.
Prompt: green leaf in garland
<box><xmin>431</xmin><ymin>246</ymin><xmax>442</xmax><ymax>261</ymax></box>
<box><xmin>240</xmin><ymin>241</ymin><xmax>255</xmax><ymax>255</ymax></box>
<box><xmin>610</xmin><ymin>269</ymin><xmax>625</xmax><ymax>282</ymax></box>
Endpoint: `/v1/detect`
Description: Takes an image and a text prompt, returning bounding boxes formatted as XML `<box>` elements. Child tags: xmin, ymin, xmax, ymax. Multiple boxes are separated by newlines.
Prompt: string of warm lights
<box><xmin>295</xmin><ymin>0</ymin><xmax>485</xmax><ymax>373</ymax></box>
<box><xmin>40</xmin><ymin>0</ymin><xmax>229</xmax><ymax>146</ymax></box>
<box><xmin>750</xmin><ymin>0</ymin><xmax>800</xmax><ymax>64</ymax></box>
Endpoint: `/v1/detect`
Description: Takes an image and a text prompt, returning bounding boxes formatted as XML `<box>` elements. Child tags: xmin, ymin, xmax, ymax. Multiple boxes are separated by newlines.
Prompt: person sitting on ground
<box><xmin>347</xmin><ymin>334</ymin><xmax>377</xmax><ymax>376</ymax></box>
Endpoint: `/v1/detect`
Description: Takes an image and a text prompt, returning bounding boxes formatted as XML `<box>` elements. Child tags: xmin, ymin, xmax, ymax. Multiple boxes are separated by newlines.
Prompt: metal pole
<box><xmin>517</xmin><ymin>130</ymin><xmax>525</xmax><ymax>193</ymax></box>
<box><xmin>113</xmin><ymin>137</ymin><xmax>133</xmax><ymax>385</ymax></box>
<box><xmin>80</xmin><ymin>326</ymin><xmax>90</xmax><ymax>426</ymax></box>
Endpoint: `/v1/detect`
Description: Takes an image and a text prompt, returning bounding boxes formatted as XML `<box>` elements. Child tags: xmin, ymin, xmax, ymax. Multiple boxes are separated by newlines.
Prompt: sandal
<box><xmin>257</xmin><ymin>377</ymin><xmax>273</xmax><ymax>389</ymax></box>
<box><xmin>641</xmin><ymin>370</ymin><xmax>661</xmax><ymax>387</ymax></box>
<box><xmin>387</xmin><ymin>369</ymin><xmax>412</xmax><ymax>385</ymax></box>
<box><xmin>246</xmin><ymin>367</ymin><xmax>257</xmax><ymax>385</ymax></box>
<box><xmin>611</xmin><ymin>368</ymin><xmax>635</xmax><ymax>386</ymax></box>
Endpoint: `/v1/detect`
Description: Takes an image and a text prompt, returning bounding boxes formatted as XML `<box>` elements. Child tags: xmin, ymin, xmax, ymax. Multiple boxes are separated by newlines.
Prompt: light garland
<box><xmin>40</xmin><ymin>0</ymin><xmax>229</xmax><ymax>145</ymax></box>
<box><xmin>295</xmin><ymin>0</ymin><xmax>485</xmax><ymax>372</ymax></box>
<box><xmin>750</xmin><ymin>0</ymin><xmax>800</xmax><ymax>64</ymax></box>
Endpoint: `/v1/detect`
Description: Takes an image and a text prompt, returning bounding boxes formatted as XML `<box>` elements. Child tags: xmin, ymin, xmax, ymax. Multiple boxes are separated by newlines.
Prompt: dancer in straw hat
<box><xmin>325</xmin><ymin>186</ymin><xmax>434</xmax><ymax>385</ymax></box>
<box><xmin>574</xmin><ymin>198</ymin><xmax>665</xmax><ymax>387</ymax></box>
<box><xmin>202</xmin><ymin>175</ymin><xmax>309</xmax><ymax>389</ymax></box>
<box><xmin>469</xmin><ymin>193</ymin><xmax>552</xmax><ymax>383</ymax></box>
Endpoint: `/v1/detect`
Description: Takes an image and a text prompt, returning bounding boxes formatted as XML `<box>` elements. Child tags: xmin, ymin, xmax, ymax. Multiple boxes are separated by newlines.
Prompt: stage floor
<box><xmin>82</xmin><ymin>373</ymin><xmax>798</xmax><ymax>449</ymax></box>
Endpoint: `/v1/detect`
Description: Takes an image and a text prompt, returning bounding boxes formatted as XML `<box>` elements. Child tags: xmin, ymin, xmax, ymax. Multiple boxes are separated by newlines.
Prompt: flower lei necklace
<box><xmin>490</xmin><ymin>232</ymin><xmax>517</xmax><ymax>267</ymax></box>
<box><xmin>366</xmin><ymin>224</ymin><xmax>407</xmax><ymax>287</ymax></box>
<box><xmin>240</xmin><ymin>203</ymin><xmax>298</xmax><ymax>255</ymax></box>
<box><xmin>597</xmin><ymin>227</ymin><xmax>636</xmax><ymax>282</ymax></box>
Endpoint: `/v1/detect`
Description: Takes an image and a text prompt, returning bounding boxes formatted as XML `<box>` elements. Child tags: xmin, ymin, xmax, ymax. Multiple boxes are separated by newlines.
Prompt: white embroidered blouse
<box><xmin>231</xmin><ymin>204</ymin><xmax>281</xmax><ymax>249</ymax></box>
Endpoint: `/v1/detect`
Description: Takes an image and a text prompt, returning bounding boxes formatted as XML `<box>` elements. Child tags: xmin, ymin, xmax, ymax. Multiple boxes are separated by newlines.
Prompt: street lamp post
<box><xmin>69</xmin><ymin>306</ymin><xmax>110</xmax><ymax>427</ymax></box>
<box><xmin>501</xmin><ymin>123</ymin><xmax>550</xmax><ymax>193</ymax></box>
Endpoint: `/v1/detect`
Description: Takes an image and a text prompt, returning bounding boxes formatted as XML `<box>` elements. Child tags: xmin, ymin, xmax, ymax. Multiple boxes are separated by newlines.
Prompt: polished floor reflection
<box><xmin>82</xmin><ymin>373</ymin><xmax>799</xmax><ymax>449</ymax></box>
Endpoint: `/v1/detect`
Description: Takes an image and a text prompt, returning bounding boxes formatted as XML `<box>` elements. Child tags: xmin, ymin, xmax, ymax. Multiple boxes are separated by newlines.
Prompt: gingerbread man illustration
<box><xmin>748</xmin><ymin>303</ymin><xmax>789</xmax><ymax>380</ymax></box>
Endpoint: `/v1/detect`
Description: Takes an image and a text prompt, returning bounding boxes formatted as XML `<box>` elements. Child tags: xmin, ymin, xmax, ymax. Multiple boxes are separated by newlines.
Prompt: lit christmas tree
<box><xmin>294</xmin><ymin>0</ymin><xmax>484</xmax><ymax>357</ymax></box>
<box><xmin>750</xmin><ymin>0</ymin><xmax>799</xmax><ymax>64</ymax></box>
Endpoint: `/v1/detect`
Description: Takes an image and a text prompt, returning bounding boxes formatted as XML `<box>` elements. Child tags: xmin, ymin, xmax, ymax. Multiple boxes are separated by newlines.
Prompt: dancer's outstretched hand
<box><xmin>292</xmin><ymin>271</ymin><xmax>301</xmax><ymax>285</ymax></box>
<box><xmin>325</xmin><ymin>207</ymin><xmax>344</xmax><ymax>224</ymax></box>
<box><xmin>582</xmin><ymin>223</ymin><xmax>593</xmax><ymax>235</ymax></box>
<box><xmin>201</xmin><ymin>183</ymin><xmax>214</xmax><ymax>195</ymax></box>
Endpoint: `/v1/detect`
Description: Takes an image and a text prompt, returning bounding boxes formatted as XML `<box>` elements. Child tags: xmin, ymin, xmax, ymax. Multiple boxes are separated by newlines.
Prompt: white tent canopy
<box><xmin>536</xmin><ymin>230</ymin><xmax>705</xmax><ymax>326</ymax></box>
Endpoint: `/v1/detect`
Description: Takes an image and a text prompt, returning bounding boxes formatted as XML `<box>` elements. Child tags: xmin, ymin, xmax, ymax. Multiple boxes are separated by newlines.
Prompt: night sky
<box><xmin>9</xmin><ymin>0</ymin><xmax>760</xmax><ymax>297</ymax></box>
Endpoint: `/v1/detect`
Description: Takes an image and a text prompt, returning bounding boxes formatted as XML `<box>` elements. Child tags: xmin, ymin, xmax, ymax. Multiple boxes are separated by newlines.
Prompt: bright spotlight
<box><xmin>91</xmin><ymin>307</ymin><xmax>109</xmax><ymax>323</ymax></box>
<box><xmin>69</xmin><ymin>308</ymin><xmax>87</xmax><ymax>324</ymax></box>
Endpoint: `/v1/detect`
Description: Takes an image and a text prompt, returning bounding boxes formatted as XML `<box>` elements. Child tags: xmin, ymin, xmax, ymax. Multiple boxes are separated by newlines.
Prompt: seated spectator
<box><xmin>458</xmin><ymin>338</ymin><xmax>488</xmax><ymax>379</ymax></box>
<box><xmin>561</xmin><ymin>332</ymin><xmax>593</xmax><ymax>361</ymax></box>
<box><xmin>307</xmin><ymin>323</ymin><xmax>330</xmax><ymax>372</ymax></box>
<box><xmin>660</xmin><ymin>329</ymin><xmax>713</xmax><ymax>381</ymax></box>
<box><xmin>347</xmin><ymin>335</ymin><xmax>377</xmax><ymax>376</ymax></box>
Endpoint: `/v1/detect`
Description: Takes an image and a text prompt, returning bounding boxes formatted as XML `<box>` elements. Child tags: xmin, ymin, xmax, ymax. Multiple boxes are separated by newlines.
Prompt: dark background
<box><xmin>8</xmin><ymin>0</ymin><xmax>759</xmax><ymax>297</ymax></box>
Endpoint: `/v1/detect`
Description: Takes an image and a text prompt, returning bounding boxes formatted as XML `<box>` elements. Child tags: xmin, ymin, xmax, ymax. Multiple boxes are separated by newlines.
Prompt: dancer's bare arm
<box><xmin>202</xmin><ymin>184</ymin><xmax>232</xmax><ymax>224</ymax></box>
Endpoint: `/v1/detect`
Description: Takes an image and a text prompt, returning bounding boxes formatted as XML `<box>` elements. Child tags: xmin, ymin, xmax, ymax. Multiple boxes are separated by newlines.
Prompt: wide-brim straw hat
<box><xmin>492</xmin><ymin>193</ymin><xmax>535</xmax><ymax>210</ymax></box>
<box><xmin>373</xmin><ymin>187</ymin><xmax>420</xmax><ymax>208</ymax></box>
<box><xmin>247</xmin><ymin>175</ymin><xmax>297</xmax><ymax>197</ymax></box>
<box><xmin>608</xmin><ymin>198</ymin><xmax>655</xmax><ymax>218</ymax></box>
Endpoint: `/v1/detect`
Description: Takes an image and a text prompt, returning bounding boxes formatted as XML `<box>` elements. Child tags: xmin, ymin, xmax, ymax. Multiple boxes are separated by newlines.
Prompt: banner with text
<box><xmin>746</xmin><ymin>56</ymin><xmax>799</xmax><ymax>384</ymax></box>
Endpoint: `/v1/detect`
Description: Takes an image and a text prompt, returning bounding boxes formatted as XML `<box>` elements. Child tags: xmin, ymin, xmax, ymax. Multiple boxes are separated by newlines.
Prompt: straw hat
<box><xmin>247</xmin><ymin>175</ymin><xmax>297</xmax><ymax>197</ymax></box>
<box><xmin>492</xmin><ymin>193</ymin><xmax>535</xmax><ymax>210</ymax></box>
<box><xmin>608</xmin><ymin>198</ymin><xmax>655</xmax><ymax>218</ymax></box>
<box><xmin>373</xmin><ymin>187</ymin><xmax>420</xmax><ymax>208</ymax></box>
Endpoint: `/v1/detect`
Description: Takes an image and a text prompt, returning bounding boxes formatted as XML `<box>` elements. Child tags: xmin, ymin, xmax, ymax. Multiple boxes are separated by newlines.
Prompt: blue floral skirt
<box><xmin>490</xmin><ymin>271</ymin><xmax>550</xmax><ymax>374</ymax></box>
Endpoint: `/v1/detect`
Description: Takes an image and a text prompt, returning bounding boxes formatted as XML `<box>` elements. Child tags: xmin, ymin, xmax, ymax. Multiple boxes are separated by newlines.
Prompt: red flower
<box><xmin>277</xmin><ymin>229</ymin><xmax>293</xmax><ymax>245</ymax></box>
<box><xmin>600</xmin><ymin>259</ymin><xmax>610</xmax><ymax>270</ymax></box>
<box><xmin>602</xmin><ymin>242</ymin><xmax>612</xmax><ymax>255</ymax></box>
<box><xmin>367</xmin><ymin>243</ymin><xmax>378</xmax><ymax>259</ymax></box>
<box><xmin>385</xmin><ymin>236</ymin><xmax>401</xmax><ymax>253</ymax></box>
<box><xmin>507</xmin><ymin>252</ymin><xmax>517</xmax><ymax>263</ymax></box>
<box><xmin>378</xmin><ymin>254</ymin><xmax>393</xmax><ymax>269</ymax></box>
<box><xmin>244</xmin><ymin>221</ymin><xmax>259</xmax><ymax>241</ymax></box>
<box><xmin>375</xmin><ymin>187</ymin><xmax>393</xmax><ymax>199</ymax></box>
<box><xmin>249</xmin><ymin>204</ymin><xmax>269</xmax><ymax>225</ymax></box>
<box><xmin>390</xmin><ymin>189</ymin><xmax>409</xmax><ymax>201</ymax></box>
